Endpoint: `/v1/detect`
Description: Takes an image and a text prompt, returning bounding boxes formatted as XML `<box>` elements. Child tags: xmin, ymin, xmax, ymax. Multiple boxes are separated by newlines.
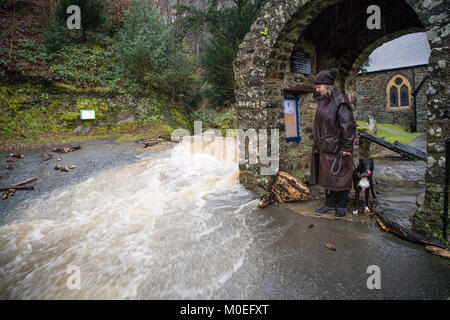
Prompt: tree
<box><xmin>8</xmin><ymin>0</ymin><xmax>16</xmax><ymax>65</ymax></box>
<box><xmin>53</xmin><ymin>0</ymin><xmax>107</xmax><ymax>40</ymax></box>
<box><xmin>174</xmin><ymin>0</ymin><xmax>266</xmax><ymax>109</ymax></box>
<box><xmin>116</xmin><ymin>0</ymin><xmax>194</xmax><ymax>95</ymax></box>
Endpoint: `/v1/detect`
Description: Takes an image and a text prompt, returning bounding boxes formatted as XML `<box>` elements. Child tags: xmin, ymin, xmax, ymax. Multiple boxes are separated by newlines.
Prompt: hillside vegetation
<box><xmin>0</xmin><ymin>0</ymin><xmax>258</xmax><ymax>148</ymax></box>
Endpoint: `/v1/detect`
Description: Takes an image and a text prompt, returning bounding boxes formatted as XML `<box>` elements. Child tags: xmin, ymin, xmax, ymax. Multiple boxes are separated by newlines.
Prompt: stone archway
<box><xmin>234</xmin><ymin>0</ymin><xmax>449</xmax><ymax>236</ymax></box>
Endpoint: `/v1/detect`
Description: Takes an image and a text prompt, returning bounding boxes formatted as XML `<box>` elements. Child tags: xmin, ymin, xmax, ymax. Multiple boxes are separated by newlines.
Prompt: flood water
<box><xmin>0</xmin><ymin>137</ymin><xmax>275</xmax><ymax>299</ymax></box>
<box><xmin>372</xmin><ymin>158</ymin><xmax>426</xmax><ymax>227</ymax></box>
<box><xmin>0</xmin><ymin>137</ymin><xmax>448</xmax><ymax>299</ymax></box>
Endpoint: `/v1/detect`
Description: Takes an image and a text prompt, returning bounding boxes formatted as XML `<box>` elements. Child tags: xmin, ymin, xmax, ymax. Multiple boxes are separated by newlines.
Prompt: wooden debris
<box><xmin>41</xmin><ymin>153</ymin><xmax>53</xmax><ymax>161</ymax></box>
<box><xmin>325</xmin><ymin>243</ymin><xmax>337</xmax><ymax>251</ymax></box>
<box><xmin>11</xmin><ymin>177</ymin><xmax>37</xmax><ymax>187</ymax></box>
<box><xmin>54</xmin><ymin>165</ymin><xmax>76</xmax><ymax>172</ymax></box>
<box><xmin>258</xmin><ymin>171</ymin><xmax>311</xmax><ymax>208</ymax></box>
<box><xmin>258</xmin><ymin>193</ymin><xmax>275</xmax><ymax>208</ymax></box>
<box><xmin>57</xmin><ymin>157</ymin><xmax>62</xmax><ymax>161</ymax></box>
<box><xmin>6</xmin><ymin>164</ymin><xmax>13</xmax><ymax>170</ymax></box>
<box><xmin>426</xmin><ymin>246</ymin><xmax>450</xmax><ymax>259</ymax></box>
<box><xmin>2</xmin><ymin>189</ymin><xmax>15</xmax><ymax>200</ymax></box>
<box><xmin>144</xmin><ymin>138</ymin><xmax>164</xmax><ymax>148</ymax></box>
<box><xmin>52</xmin><ymin>145</ymin><xmax>81</xmax><ymax>153</ymax></box>
<box><xmin>308</xmin><ymin>224</ymin><xmax>314</xmax><ymax>229</ymax></box>
<box><xmin>142</xmin><ymin>135</ymin><xmax>172</xmax><ymax>148</ymax></box>
<box><xmin>0</xmin><ymin>186</ymin><xmax>34</xmax><ymax>192</ymax></box>
<box><xmin>372</xmin><ymin>209</ymin><xmax>447</xmax><ymax>250</ymax></box>
<box><xmin>8</xmin><ymin>153</ymin><xmax>23</xmax><ymax>159</ymax></box>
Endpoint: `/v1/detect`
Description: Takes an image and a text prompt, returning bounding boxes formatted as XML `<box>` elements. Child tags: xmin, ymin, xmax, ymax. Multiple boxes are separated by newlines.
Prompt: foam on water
<box><xmin>0</xmin><ymin>137</ymin><xmax>268</xmax><ymax>299</ymax></box>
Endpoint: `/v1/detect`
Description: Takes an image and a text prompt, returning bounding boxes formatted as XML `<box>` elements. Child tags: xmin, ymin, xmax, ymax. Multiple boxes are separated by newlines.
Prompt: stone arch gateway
<box><xmin>233</xmin><ymin>0</ymin><xmax>449</xmax><ymax>236</ymax></box>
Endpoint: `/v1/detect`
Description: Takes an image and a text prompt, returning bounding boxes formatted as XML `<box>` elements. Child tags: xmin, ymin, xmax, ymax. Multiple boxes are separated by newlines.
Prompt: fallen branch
<box><xmin>12</xmin><ymin>177</ymin><xmax>37</xmax><ymax>187</ymax></box>
<box><xmin>54</xmin><ymin>165</ymin><xmax>76</xmax><ymax>172</ymax></box>
<box><xmin>371</xmin><ymin>208</ymin><xmax>447</xmax><ymax>250</ymax></box>
<box><xmin>2</xmin><ymin>189</ymin><xmax>15</xmax><ymax>200</ymax></box>
<box><xmin>0</xmin><ymin>186</ymin><xmax>34</xmax><ymax>191</ymax></box>
<box><xmin>137</xmin><ymin>135</ymin><xmax>173</xmax><ymax>146</ymax></box>
<box><xmin>8</xmin><ymin>153</ymin><xmax>23</xmax><ymax>159</ymax></box>
<box><xmin>52</xmin><ymin>145</ymin><xmax>81</xmax><ymax>153</ymax></box>
<box><xmin>426</xmin><ymin>246</ymin><xmax>450</xmax><ymax>259</ymax></box>
<box><xmin>144</xmin><ymin>138</ymin><xmax>164</xmax><ymax>148</ymax></box>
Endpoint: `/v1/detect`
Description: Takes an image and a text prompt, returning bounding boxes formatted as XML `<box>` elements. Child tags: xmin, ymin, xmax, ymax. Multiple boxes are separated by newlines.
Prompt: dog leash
<box><xmin>331</xmin><ymin>151</ymin><xmax>355</xmax><ymax>175</ymax></box>
<box><xmin>331</xmin><ymin>151</ymin><xmax>343</xmax><ymax>175</ymax></box>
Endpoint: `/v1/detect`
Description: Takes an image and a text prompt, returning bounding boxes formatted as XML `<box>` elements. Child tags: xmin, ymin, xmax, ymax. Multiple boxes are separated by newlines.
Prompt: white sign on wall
<box><xmin>80</xmin><ymin>109</ymin><xmax>96</xmax><ymax>120</ymax></box>
<box><xmin>284</xmin><ymin>100</ymin><xmax>294</xmax><ymax>114</ymax></box>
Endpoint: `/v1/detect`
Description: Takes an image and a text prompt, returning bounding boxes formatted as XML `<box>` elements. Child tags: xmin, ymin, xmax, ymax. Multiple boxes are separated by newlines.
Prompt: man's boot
<box><xmin>315</xmin><ymin>190</ymin><xmax>336</xmax><ymax>214</ymax></box>
<box><xmin>335</xmin><ymin>190</ymin><xmax>349</xmax><ymax>218</ymax></box>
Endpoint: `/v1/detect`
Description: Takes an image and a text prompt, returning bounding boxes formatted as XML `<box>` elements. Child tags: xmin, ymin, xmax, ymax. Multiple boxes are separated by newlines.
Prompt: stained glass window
<box><xmin>390</xmin><ymin>86</ymin><xmax>399</xmax><ymax>107</ymax></box>
<box><xmin>387</xmin><ymin>75</ymin><xmax>411</xmax><ymax>109</ymax></box>
<box><xmin>400</xmin><ymin>85</ymin><xmax>409</xmax><ymax>106</ymax></box>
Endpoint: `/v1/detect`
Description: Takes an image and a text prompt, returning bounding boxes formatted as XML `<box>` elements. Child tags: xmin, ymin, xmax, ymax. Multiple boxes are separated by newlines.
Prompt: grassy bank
<box><xmin>357</xmin><ymin>121</ymin><xmax>422</xmax><ymax>144</ymax></box>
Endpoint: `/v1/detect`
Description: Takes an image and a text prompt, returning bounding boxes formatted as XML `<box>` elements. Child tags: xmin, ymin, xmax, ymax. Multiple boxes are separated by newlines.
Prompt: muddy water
<box><xmin>372</xmin><ymin>159</ymin><xmax>426</xmax><ymax>227</ymax></box>
<box><xmin>0</xmin><ymin>137</ymin><xmax>284</xmax><ymax>299</ymax></box>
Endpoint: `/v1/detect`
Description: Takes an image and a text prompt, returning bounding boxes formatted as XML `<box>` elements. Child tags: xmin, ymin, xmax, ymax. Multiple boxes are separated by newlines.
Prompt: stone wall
<box><xmin>234</xmin><ymin>0</ymin><xmax>449</xmax><ymax>238</ymax></box>
<box><xmin>355</xmin><ymin>66</ymin><xmax>428</xmax><ymax>132</ymax></box>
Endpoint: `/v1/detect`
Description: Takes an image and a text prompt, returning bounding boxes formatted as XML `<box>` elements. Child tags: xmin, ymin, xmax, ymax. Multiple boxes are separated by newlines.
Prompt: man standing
<box><xmin>309</xmin><ymin>68</ymin><xmax>356</xmax><ymax>218</ymax></box>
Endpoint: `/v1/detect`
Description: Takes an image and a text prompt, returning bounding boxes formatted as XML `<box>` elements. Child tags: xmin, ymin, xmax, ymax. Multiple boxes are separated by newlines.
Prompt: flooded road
<box><xmin>373</xmin><ymin>158</ymin><xmax>426</xmax><ymax>227</ymax></box>
<box><xmin>0</xmin><ymin>137</ymin><xmax>269</xmax><ymax>299</ymax></box>
<box><xmin>0</xmin><ymin>137</ymin><xmax>448</xmax><ymax>299</ymax></box>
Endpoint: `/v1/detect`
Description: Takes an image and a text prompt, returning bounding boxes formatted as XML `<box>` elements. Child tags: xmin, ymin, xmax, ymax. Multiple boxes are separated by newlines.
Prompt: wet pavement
<box><xmin>252</xmin><ymin>205</ymin><xmax>449</xmax><ymax>299</ymax></box>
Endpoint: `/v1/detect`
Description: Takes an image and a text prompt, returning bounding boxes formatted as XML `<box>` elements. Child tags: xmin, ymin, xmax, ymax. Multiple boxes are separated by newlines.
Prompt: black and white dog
<box><xmin>353</xmin><ymin>159</ymin><xmax>377</xmax><ymax>214</ymax></box>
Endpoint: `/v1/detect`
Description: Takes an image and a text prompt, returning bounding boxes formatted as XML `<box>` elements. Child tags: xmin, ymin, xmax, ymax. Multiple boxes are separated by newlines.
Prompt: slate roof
<box><xmin>363</xmin><ymin>32</ymin><xmax>430</xmax><ymax>73</ymax></box>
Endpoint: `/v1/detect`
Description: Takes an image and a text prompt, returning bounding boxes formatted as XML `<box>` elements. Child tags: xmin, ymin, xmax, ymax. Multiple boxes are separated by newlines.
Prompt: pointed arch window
<box><xmin>400</xmin><ymin>85</ymin><xmax>409</xmax><ymax>106</ymax></box>
<box><xmin>386</xmin><ymin>75</ymin><xmax>412</xmax><ymax>110</ymax></box>
<box><xmin>390</xmin><ymin>86</ymin><xmax>398</xmax><ymax>107</ymax></box>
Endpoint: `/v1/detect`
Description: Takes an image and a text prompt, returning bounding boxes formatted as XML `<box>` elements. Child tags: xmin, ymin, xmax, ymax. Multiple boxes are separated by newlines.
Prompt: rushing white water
<box><xmin>0</xmin><ymin>137</ymin><xmax>276</xmax><ymax>299</ymax></box>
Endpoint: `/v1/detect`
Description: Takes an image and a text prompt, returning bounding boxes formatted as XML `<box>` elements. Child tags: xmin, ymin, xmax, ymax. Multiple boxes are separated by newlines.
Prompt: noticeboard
<box><xmin>284</xmin><ymin>97</ymin><xmax>301</xmax><ymax>143</ymax></box>
<box><xmin>290</xmin><ymin>50</ymin><xmax>311</xmax><ymax>74</ymax></box>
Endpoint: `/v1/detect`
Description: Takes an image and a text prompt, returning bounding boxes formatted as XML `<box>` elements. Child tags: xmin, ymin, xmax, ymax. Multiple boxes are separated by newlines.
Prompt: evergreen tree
<box><xmin>175</xmin><ymin>0</ymin><xmax>266</xmax><ymax>109</ymax></box>
<box><xmin>116</xmin><ymin>0</ymin><xmax>194</xmax><ymax>95</ymax></box>
<box><xmin>54</xmin><ymin>0</ymin><xmax>107</xmax><ymax>39</ymax></box>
